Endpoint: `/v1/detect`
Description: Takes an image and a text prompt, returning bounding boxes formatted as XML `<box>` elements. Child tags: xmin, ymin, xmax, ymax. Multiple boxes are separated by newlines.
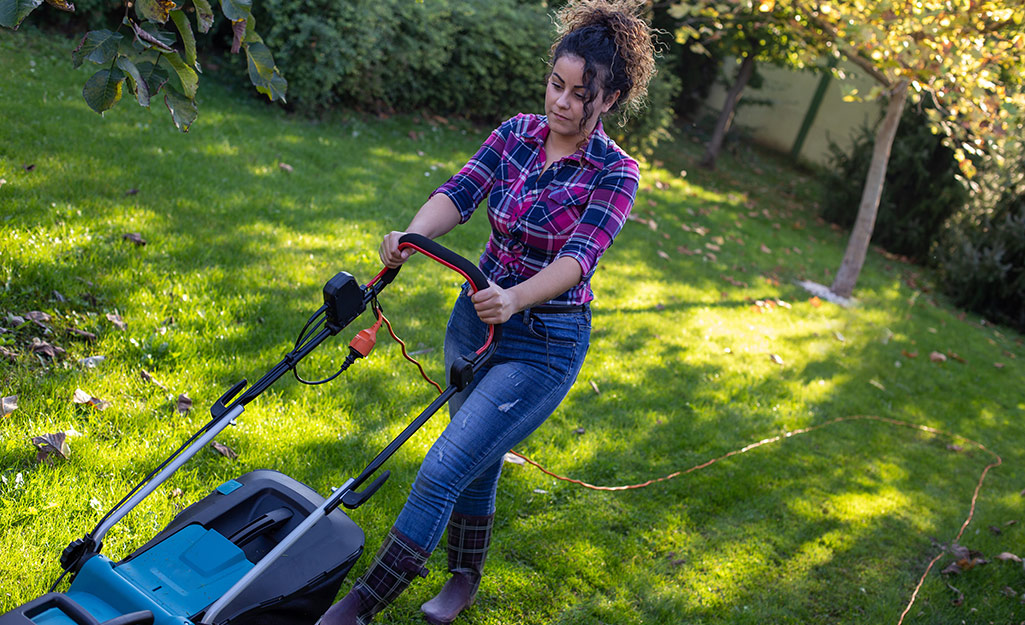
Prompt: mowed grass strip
<box><xmin>2</xmin><ymin>29</ymin><xmax>1024</xmax><ymax>625</ymax></box>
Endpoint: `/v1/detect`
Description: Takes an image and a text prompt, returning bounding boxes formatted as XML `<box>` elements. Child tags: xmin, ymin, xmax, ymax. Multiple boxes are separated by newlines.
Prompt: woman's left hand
<box><xmin>470</xmin><ymin>282</ymin><xmax>520</xmax><ymax>325</ymax></box>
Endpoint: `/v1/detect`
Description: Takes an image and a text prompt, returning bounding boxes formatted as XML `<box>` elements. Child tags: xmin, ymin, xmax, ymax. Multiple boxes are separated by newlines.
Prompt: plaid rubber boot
<box><xmin>420</xmin><ymin>513</ymin><xmax>494</xmax><ymax>625</ymax></box>
<box><xmin>316</xmin><ymin>527</ymin><xmax>431</xmax><ymax>625</ymax></box>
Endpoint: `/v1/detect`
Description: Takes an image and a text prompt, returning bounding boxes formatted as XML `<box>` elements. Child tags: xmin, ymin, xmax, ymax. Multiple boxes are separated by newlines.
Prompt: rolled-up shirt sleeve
<box><xmin>431</xmin><ymin>120</ymin><xmax>512</xmax><ymax>224</ymax></box>
<box><xmin>556</xmin><ymin>157</ymin><xmax>639</xmax><ymax>279</ymax></box>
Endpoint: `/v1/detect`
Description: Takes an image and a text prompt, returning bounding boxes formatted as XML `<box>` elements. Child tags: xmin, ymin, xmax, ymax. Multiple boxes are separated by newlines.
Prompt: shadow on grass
<box><xmin>4</xmin><ymin>35</ymin><xmax>1024</xmax><ymax>625</ymax></box>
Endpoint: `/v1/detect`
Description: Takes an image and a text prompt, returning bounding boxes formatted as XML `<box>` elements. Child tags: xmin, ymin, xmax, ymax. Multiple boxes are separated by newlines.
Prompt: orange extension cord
<box><xmin>375</xmin><ymin>315</ymin><xmax>1002</xmax><ymax>625</ymax></box>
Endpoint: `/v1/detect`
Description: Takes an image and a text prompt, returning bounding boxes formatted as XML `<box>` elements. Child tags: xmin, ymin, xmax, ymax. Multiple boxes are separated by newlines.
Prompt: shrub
<box><xmin>249</xmin><ymin>0</ymin><xmax>678</xmax><ymax>156</ymax></box>
<box><xmin>936</xmin><ymin>159</ymin><xmax>1025</xmax><ymax>332</ymax></box>
<box><xmin>252</xmin><ymin>0</ymin><xmax>551</xmax><ymax>120</ymax></box>
<box><xmin>819</xmin><ymin>102</ymin><xmax>968</xmax><ymax>263</ymax></box>
<box><xmin>606</xmin><ymin>59</ymin><xmax>681</xmax><ymax>158</ymax></box>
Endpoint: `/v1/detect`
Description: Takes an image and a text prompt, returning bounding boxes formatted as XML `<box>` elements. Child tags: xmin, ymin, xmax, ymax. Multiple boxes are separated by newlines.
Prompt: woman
<box><xmin>318</xmin><ymin>2</ymin><xmax>656</xmax><ymax>623</ymax></box>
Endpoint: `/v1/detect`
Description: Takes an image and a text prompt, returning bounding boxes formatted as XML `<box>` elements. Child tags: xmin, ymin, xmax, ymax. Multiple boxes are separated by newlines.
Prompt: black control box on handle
<box><xmin>323</xmin><ymin>271</ymin><xmax>366</xmax><ymax>332</ymax></box>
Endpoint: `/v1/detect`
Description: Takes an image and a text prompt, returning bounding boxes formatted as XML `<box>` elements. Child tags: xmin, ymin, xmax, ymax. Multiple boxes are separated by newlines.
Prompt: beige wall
<box><xmin>704</xmin><ymin>57</ymin><xmax>883</xmax><ymax>165</ymax></box>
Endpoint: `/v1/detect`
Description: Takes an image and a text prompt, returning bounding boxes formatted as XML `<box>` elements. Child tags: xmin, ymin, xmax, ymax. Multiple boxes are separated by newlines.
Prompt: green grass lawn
<box><xmin>3</xmin><ymin>29</ymin><xmax>1025</xmax><ymax>625</ymax></box>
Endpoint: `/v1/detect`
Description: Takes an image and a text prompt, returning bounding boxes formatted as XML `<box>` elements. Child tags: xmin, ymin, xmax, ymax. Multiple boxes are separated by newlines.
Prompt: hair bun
<box><xmin>552</xmin><ymin>0</ymin><xmax>656</xmax><ymax>118</ymax></box>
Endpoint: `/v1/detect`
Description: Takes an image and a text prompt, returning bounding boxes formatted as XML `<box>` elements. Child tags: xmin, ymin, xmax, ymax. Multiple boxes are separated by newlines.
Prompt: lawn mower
<box><xmin>1</xmin><ymin>234</ymin><xmax>499</xmax><ymax>625</ymax></box>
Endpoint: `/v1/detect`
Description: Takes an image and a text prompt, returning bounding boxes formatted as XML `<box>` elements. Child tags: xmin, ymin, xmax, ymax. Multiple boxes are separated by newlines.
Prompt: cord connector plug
<box><xmin>349</xmin><ymin>319</ymin><xmax>381</xmax><ymax>358</ymax></box>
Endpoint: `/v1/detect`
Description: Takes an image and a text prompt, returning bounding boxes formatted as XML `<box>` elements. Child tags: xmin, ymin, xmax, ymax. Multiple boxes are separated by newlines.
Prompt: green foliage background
<box><xmin>251</xmin><ymin>0</ymin><xmax>551</xmax><ymax>120</ymax></box>
<box><xmin>819</xmin><ymin>103</ymin><xmax>967</xmax><ymax>264</ymax></box>
<box><xmin>248</xmin><ymin>0</ymin><xmax>680</xmax><ymax>156</ymax></box>
<box><xmin>936</xmin><ymin>155</ymin><xmax>1025</xmax><ymax>332</ymax></box>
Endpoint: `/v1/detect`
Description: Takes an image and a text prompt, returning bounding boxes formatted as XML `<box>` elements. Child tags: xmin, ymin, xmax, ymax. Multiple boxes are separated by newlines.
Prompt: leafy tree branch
<box><xmin>1</xmin><ymin>0</ymin><xmax>286</xmax><ymax>131</ymax></box>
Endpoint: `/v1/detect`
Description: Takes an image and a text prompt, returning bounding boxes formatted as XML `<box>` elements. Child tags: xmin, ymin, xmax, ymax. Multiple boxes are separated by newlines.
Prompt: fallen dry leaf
<box><xmin>279</xmin><ymin>162</ymin><xmax>294</xmax><ymax>173</ymax></box>
<box><xmin>29</xmin><ymin>338</ymin><xmax>65</xmax><ymax>359</ymax></box>
<box><xmin>0</xmin><ymin>346</ymin><xmax>17</xmax><ymax>362</ymax></box>
<box><xmin>941</xmin><ymin>543</ymin><xmax>987</xmax><ymax>575</ymax></box>
<box><xmin>78</xmin><ymin>355</ymin><xmax>105</xmax><ymax>368</ymax></box>
<box><xmin>122</xmin><ymin>232</ymin><xmax>146</xmax><ymax>246</ymax></box>
<box><xmin>995</xmin><ymin>552</ymin><xmax>1022</xmax><ymax>563</ymax></box>
<box><xmin>1000</xmin><ymin>586</ymin><xmax>1017</xmax><ymax>598</ymax></box>
<box><xmin>574</xmin><ymin>427</ymin><xmax>586</xmax><ymax>435</ymax></box>
<box><xmin>105</xmin><ymin>313</ymin><xmax>127</xmax><ymax>331</ymax></box>
<box><xmin>177</xmin><ymin>393</ymin><xmax>193</xmax><ymax>414</ymax></box>
<box><xmin>929</xmin><ymin>351</ymin><xmax>947</xmax><ymax>363</ymax></box>
<box><xmin>902</xmin><ymin>350</ymin><xmax>918</xmax><ymax>359</ymax></box>
<box><xmin>32</xmin><ymin>432</ymin><xmax>70</xmax><ymax>462</ymax></box>
<box><xmin>24</xmin><ymin>311</ymin><xmax>52</xmax><ymax>328</ymax></box>
<box><xmin>994</xmin><ymin>362</ymin><xmax>1005</xmax><ymax>369</ymax></box>
<box><xmin>809</xmin><ymin>296</ymin><xmax>822</xmax><ymax>308</ymax></box>
<box><xmin>72</xmin><ymin>388</ymin><xmax>110</xmax><ymax>411</ymax></box>
<box><xmin>760</xmin><ymin>244</ymin><xmax>772</xmax><ymax>254</ymax></box>
<box><xmin>2</xmin><ymin>395</ymin><xmax>16</xmax><ymax>417</ymax></box>
<box><xmin>211</xmin><ymin>440</ymin><xmax>237</xmax><ymax>459</ymax></box>
<box><xmin>590</xmin><ymin>380</ymin><xmax>600</xmax><ymax>395</ymax></box>
<box><xmin>502</xmin><ymin>452</ymin><xmax>526</xmax><ymax>465</ymax></box>
<box><xmin>769</xmin><ymin>354</ymin><xmax>784</xmax><ymax>366</ymax></box>
<box><xmin>67</xmin><ymin>327</ymin><xmax>97</xmax><ymax>342</ymax></box>
<box><xmin>657</xmin><ymin>250</ymin><xmax>671</xmax><ymax>261</ymax></box>
<box><xmin>946</xmin><ymin>582</ymin><xmax>964</xmax><ymax>606</ymax></box>
<box><xmin>125</xmin><ymin>188</ymin><xmax>139</xmax><ymax>195</ymax></box>
<box><xmin>141</xmin><ymin>369</ymin><xmax>168</xmax><ymax>390</ymax></box>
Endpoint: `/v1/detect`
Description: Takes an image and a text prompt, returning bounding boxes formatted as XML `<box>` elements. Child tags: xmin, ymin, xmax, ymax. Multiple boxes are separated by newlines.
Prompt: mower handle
<box><xmin>372</xmin><ymin>232</ymin><xmax>500</xmax><ymax>357</ymax></box>
<box><xmin>377</xmin><ymin>233</ymin><xmax>490</xmax><ymax>293</ymax></box>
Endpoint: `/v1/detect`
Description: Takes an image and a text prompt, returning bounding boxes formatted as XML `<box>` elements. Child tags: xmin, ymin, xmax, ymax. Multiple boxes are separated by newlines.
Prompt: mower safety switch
<box><xmin>323</xmin><ymin>271</ymin><xmax>366</xmax><ymax>332</ymax></box>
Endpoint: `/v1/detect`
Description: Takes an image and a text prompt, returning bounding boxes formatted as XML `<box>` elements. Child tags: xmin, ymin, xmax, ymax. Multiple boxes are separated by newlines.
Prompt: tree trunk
<box><xmin>830</xmin><ymin>80</ymin><xmax>909</xmax><ymax>298</ymax></box>
<box><xmin>700</xmin><ymin>51</ymin><xmax>758</xmax><ymax>169</ymax></box>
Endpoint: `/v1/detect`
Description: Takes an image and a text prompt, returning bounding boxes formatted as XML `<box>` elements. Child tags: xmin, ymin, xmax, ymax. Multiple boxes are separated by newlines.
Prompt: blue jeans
<box><xmin>393</xmin><ymin>287</ymin><xmax>591</xmax><ymax>552</ymax></box>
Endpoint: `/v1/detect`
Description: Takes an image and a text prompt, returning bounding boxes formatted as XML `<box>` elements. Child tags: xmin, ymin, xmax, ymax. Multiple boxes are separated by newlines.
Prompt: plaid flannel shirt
<box><xmin>433</xmin><ymin>113</ymin><xmax>638</xmax><ymax>306</ymax></box>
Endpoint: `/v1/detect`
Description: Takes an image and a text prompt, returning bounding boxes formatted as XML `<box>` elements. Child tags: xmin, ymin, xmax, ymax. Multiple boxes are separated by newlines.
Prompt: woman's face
<box><xmin>545</xmin><ymin>54</ymin><xmax>617</xmax><ymax>143</ymax></box>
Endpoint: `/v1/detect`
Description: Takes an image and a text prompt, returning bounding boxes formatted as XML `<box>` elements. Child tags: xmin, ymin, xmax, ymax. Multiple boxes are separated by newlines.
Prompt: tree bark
<box><xmin>700</xmin><ymin>51</ymin><xmax>758</xmax><ymax>169</ymax></box>
<box><xmin>830</xmin><ymin>80</ymin><xmax>909</xmax><ymax>298</ymax></box>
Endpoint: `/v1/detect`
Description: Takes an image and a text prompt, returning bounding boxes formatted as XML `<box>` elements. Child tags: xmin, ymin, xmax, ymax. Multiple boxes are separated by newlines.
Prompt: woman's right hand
<box><xmin>379</xmin><ymin>230</ymin><xmax>416</xmax><ymax>268</ymax></box>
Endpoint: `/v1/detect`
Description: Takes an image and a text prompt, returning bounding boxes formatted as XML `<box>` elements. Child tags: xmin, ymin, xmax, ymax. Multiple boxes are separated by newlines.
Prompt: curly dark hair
<box><xmin>550</xmin><ymin>0</ymin><xmax>657</xmax><ymax>133</ymax></box>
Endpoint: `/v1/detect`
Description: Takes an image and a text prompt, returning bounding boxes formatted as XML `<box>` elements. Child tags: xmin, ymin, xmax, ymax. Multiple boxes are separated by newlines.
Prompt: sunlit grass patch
<box><xmin>3</xmin><ymin>28</ymin><xmax>1025</xmax><ymax>625</ymax></box>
